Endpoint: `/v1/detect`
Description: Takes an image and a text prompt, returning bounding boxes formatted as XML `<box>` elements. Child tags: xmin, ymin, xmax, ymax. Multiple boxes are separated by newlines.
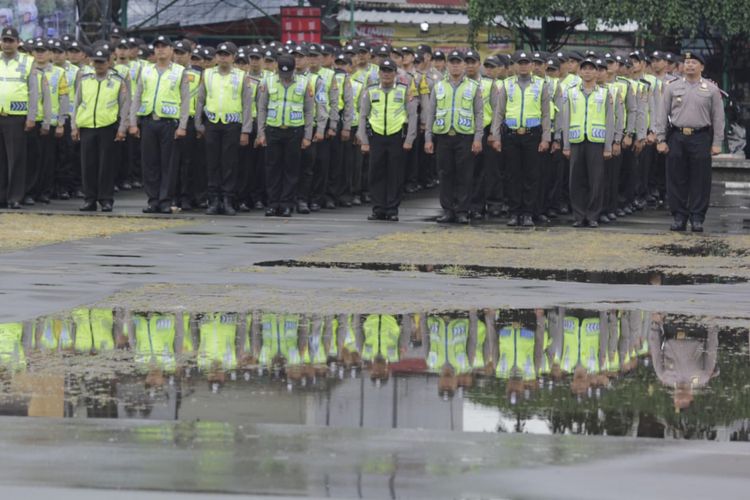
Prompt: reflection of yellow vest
<box><xmin>133</xmin><ymin>313</ymin><xmax>176</xmax><ymax>372</ymax></box>
<box><xmin>307</xmin><ymin>316</ymin><xmax>338</xmax><ymax>365</ymax></box>
<box><xmin>362</xmin><ymin>314</ymin><xmax>400</xmax><ymax>363</ymax></box>
<box><xmin>561</xmin><ymin>316</ymin><xmax>601</xmax><ymax>374</ymax></box>
<box><xmin>39</xmin><ymin>317</ymin><xmax>74</xmax><ymax>351</ymax></box>
<box><xmin>258</xmin><ymin>313</ymin><xmax>302</xmax><ymax>366</ymax></box>
<box><xmin>496</xmin><ymin>324</ymin><xmax>535</xmax><ymax>380</ymax></box>
<box><xmin>0</xmin><ymin>322</ymin><xmax>26</xmax><ymax>372</ymax></box>
<box><xmin>72</xmin><ymin>308</ymin><xmax>114</xmax><ymax>352</ymax></box>
<box><xmin>197</xmin><ymin>313</ymin><xmax>237</xmax><ymax>371</ymax></box>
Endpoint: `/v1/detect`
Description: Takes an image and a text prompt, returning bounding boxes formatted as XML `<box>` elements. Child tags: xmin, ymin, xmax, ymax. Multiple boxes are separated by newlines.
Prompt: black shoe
<box><xmin>615</xmin><ymin>208</ymin><xmax>626</xmax><ymax>217</ymax></box>
<box><xmin>79</xmin><ymin>201</ymin><xmax>96</xmax><ymax>212</ymax></box>
<box><xmin>367</xmin><ymin>213</ymin><xmax>385</xmax><ymax>221</ymax></box>
<box><xmin>309</xmin><ymin>202</ymin><xmax>321</xmax><ymax>212</ymax></box>
<box><xmin>521</xmin><ymin>215</ymin><xmax>535</xmax><ymax>227</ymax></box>
<box><xmin>404</xmin><ymin>183</ymin><xmax>418</xmax><ymax>194</ymax></box>
<box><xmin>691</xmin><ymin>220</ymin><xmax>704</xmax><ymax>233</ymax></box>
<box><xmin>456</xmin><ymin>214</ymin><xmax>470</xmax><ymax>224</ymax></box>
<box><xmin>297</xmin><ymin>201</ymin><xmax>310</xmax><ymax>214</ymax></box>
<box><xmin>362</xmin><ymin>193</ymin><xmax>372</xmax><ymax>204</ymax></box>
<box><xmin>607</xmin><ymin>212</ymin><xmax>617</xmax><ymax>221</ymax></box>
<box><xmin>205</xmin><ymin>201</ymin><xmax>220</xmax><ymax>215</ymax></box>
<box><xmin>36</xmin><ymin>194</ymin><xmax>51</xmax><ymax>204</ymax></box>
<box><xmin>22</xmin><ymin>195</ymin><xmax>35</xmax><ymax>205</ymax></box>
<box><xmin>280</xmin><ymin>207</ymin><xmax>292</xmax><ymax>217</ymax></box>
<box><xmin>339</xmin><ymin>200</ymin><xmax>352</xmax><ymax>208</ymax></box>
<box><xmin>425</xmin><ymin>179</ymin><xmax>438</xmax><ymax>189</ymax></box>
<box><xmin>131</xmin><ymin>181</ymin><xmax>143</xmax><ymax>189</ymax></box>
<box><xmin>488</xmin><ymin>208</ymin><xmax>502</xmax><ymax>217</ymax></box>
<box><xmin>572</xmin><ymin>220</ymin><xmax>584</xmax><ymax>228</ymax></box>
<box><xmin>324</xmin><ymin>200</ymin><xmax>336</xmax><ymax>209</ymax></box>
<box><xmin>352</xmin><ymin>195</ymin><xmax>362</xmax><ymax>206</ymax></box>
<box><xmin>223</xmin><ymin>198</ymin><xmax>237</xmax><ymax>216</ymax></box>
<box><xmin>387</xmin><ymin>214</ymin><xmax>399</xmax><ymax>222</ymax></box>
<box><xmin>623</xmin><ymin>206</ymin><xmax>633</xmax><ymax>215</ymax></box>
<box><xmin>142</xmin><ymin>205</ymin><xmax>158</xmax><ymax>214</ymax></box>
<box><xmin>437</xmin><ymin>212</ymin><xmax>455</xmax><ymax>223</ymax></box>
<box><xmin>180</xmin><ymin>200</ymin><xmax>193</xmax><ymax>211</ymax></box>
<box><xmin>588</xmin><ymin>220</ymin><xmax>599</xmax><ymax>228</ymax></box>
<box><xmin>198</xmin><ymin>199</ymin><xmax>209</xmax><ymax>209</ymax></box>
<box><xmin>507</xmin><ymin>215</ymin><xmax>519</xmax><ymax>227</ymax></box>
<box><xmin>559</xmin><ymin>206</ymin><xmax>570</xmax><ymax>215</ymax></box>
<box><xmin>121</xmin><ymin>182</ymin><xmax>133</xmax><ymax>190</ymax></box>
<box><xmin>598</xmin><ymin>214</ymin><xmax>610</xmax><ymax>224</ymax></box>
<box><xmin>545</xmin><ymin>209</ymin><xmax>559</xmax><ymax>219</ymax></box>
<box><xmin>239</xmin><ymin>202</ymin><xmax>251</xmax><ymax>212</ymax></box>
<box><xmin>265</xmin><ymin>207</ymin><xmax>277</xmax><ymax>217</ymax></box>
<box><xmin>58</xmin><ymin>191</ymin><xmax>70</xmax><ymax>200</ymax></box>
<box><xmin>468</xmin><ymin>210</ymin><xmax>484</xmax><ymax>220</ymax></box>
<box><xmin>159</xmin><ymin>206</ymin><xmax>172</xmax><ymax>214</ymax></box>
<box><xmin>670</xmin><ymin>219</ymin><xmax>687</xmax><ymax>231</ymax></box>
<box><xmin>254</xmin><ymin>201</ymin><xmax>265</xmax><ymax>210</ymax></box>
<box><xmin>113</xmin><ymin>185</ymin><xmax>119</xmax><ymax>193</ymax></box>
<box><xmin>74</xmin><ymin>190</ymin><xmax>85</xmax><ymax>199</ymax></box>
<box><xmin>100</xmin><ymin>202</ymin><xmax>113</xmax><ymax>212</ymax></box>
<box><xmin>536</xmin><ymin>214</ymin><xmax>550</xmax><ymax>224</ymax></box>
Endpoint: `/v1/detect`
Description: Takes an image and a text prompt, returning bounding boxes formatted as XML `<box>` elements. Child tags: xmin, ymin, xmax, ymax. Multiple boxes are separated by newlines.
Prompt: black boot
<box><xmin>205</xmin><ymin>198</ymin><xmax>221</xmax><ymax>215</ymax></box>
<box><xmin>223</xmin><ymin>196</ymin><xmax>236</xmax><ymax>216</ymax></box>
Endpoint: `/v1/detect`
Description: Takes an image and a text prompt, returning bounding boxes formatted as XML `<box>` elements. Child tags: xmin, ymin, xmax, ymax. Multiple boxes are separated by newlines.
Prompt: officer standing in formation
<box><xmin>655</xmin><ymin>52</ymin><xmax>724</xmax><ymax>232</ymax></box>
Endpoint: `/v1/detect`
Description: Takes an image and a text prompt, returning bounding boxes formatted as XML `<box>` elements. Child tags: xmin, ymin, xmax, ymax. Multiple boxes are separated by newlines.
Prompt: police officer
<box><xmin>195</xmin><ymin>42</ymin><xmax>254</xmax><ymax>216</ymax></box>
<box><xmin>425</xmin><ymin>50</ymin><xmax>483</xmax><ymax>224</ymax></box>
<box><xmin>466</xmin><ymin>51</ymin><xmax>495</xmax><ymax>219</ymax></box>
<box><xmin>23</xmin><ymin>39</ymin><xmax>53</xmax><ymax>206</ymax></box>
<box><xmin>357</xmin><ymin>58</ymin><xmax>418</xmax><ymax>221</ymax></box>
<box><xmin>255</xmin><ymin>54</ymin><xmax>325</xmax><ymax>217</ymax></box>
<box><xmin>655</xmin><ymin>51</ymin><xmax>725</xmax><ymax>232</ymax></box>
<box><xmin>559</xmin><ymin>56</ymin><xmax>616</xmax><ymax>228</ymax></box>
<box><xmin>328</xmin><ymin>53</ymin><xmax>357</xmax><ymax>207</ymax></box>
<box><xmin>236</xmin><ymin>44</ymin><xmax>264</xmax><ymax>211</ymax></box>
<box><xmin>71</xmin><ymin>48</ymin><xmax>129</xmax><ymax>212</ymax></box>
<box><xmin>491</xmin><ymin>50</ymin><xmax>551</xmax><ymax>227</ymax></box>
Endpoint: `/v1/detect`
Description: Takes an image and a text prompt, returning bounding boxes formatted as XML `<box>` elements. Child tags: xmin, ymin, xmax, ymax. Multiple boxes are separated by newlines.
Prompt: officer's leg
<box><xmin>368</xmin><ymin>134</ymin><xmax>387</xmax><ymax>216</ymax></box>
<box><xmin>281</xmin><ymin>128</ymin><xmax>303</xmax><ymax>211</ymax></box>
<box><xmin>24</xmin><ymin>123</ymin><xmax>40</xmax><ymax>203</ymax></box>
<box><xmin>312</xmin><ymin>137</ymin><xmax>332</xmax><ymax>206</ymax></box>
<box><xmin>174</xmin><ymin>117</ymin><xmax>196</xmax><ymax>208</ymax></box>
<box><xmin>503</xmin><ymin>133</ymin><xmax>522</xmax><ymax>217</ymax></box>
<box><xmin>140</xmin><ymin>118</ymin><xmax>160</xmax><ymax>208</ymax></box>
<box><xmin>297</xmin><ymin>142</ymin><xmax>315</xmax><ymax>207</ymax></box>
<box><xmin>485</xmin><ymin>137</ymin><xmax>505</xmax><ymax>215</ymax></box>
<box><xmin>7</xmin><ymin>116</ymin><xmax>28</xmax><ymax>206</ymax></box>
<box><xmin>236</xmin><ymin>137</ymin><xmax>251</xmax><ymax>208</ymax></box>
<box><xmin>203</xmin><ymin>121</ymin><xmax>222</xmax><ymax>207</ymax></box>
<box><xmin>665</xmin><ymin>132</ymin><xmax>688</xmax><ymax>222</ymax></box>
<box><xmin>686</xmin><ymin>131</ymin><xmax>713</xmax><ymax>223</ymax></box>
<box><xmin>454</xmin><ymin>136</ymin><xmax>474</xmax><ymax>218</ymax></box>
<box><xmin>386</xmin><ymin>134</ymin><xmax>405</xmax><ymax>216</ymax></box>
<box><xmin>469</xmin><ymin>127</ymin><xmax>489</xmax><ymax>215</ymax></box>
<box><xmin>157</xmin><ymin>121</ymin><xmax>177</xmax><ymax>209</ymax></box>
<box><xmin>436</xmin><ymin>136</ymin><xmax>455</xmax><ymax>213</ymax></box>
<box><xmin>249</xmin><ymin>132</ymin><xmax>265</xmax><ymax>207</ymax></box>
<box><xmin>585</xmin><ymin>142</ymin><xmax>606</xmax><ymax>222</ymax></box>
<box><xmin>0</xmin><ymin>120</ymin><xmax>8</xmax><ymax>205</ymax></box>
<box><xmin>568</xmin><ymin>143</ymin><xmax>588</xmax><ymax>223</ymax></box>
<box><xmin>193</xmin><ymin>132</ymin><xmax>207</xmax><ymax>205</ymax></box>
<box><xmin>264</xmin><ymin>128</ymin><xmax>283</xmax><ymax>210</ymax></box>
<box><xmin>521</xmin><ymin>132</ymin><xmax>541</xmax><ymax>218</ymax></box>
<box><xmin>605</xmin><ymin>155</ymin><xmax>621</xmax><ymax>217</ymax></box>
<box><xmin>97</xmin><ymin>125</ymin><xmax>118</xmax><ymax>205</ymax></box>
<box><xmin>79</xmin><ymin>128</ymin><xmax>98</xmax><ymax>204</ymax></box>
<box><xmin>129</xmin><ymin>134</ymin><xmax>142</xmax><ymax>187</ymax></box>
<box><xmin>349</xmin><ymin>128</ymin><xmax>362</xmax><ymax>202</ymax></box>
<box><xmin>327</xmin><ymin>125</ymin><xmax>343</xmax><ymax>204</ymax></box>
<box><xmin>35</xmin><ymin>129</ymin><xmax>56</xmax><ymax>201</ymax></box>
<box><xmin>618</xmin><ymin>147</ymin><xmax>634</xmax><ymax>210</ymax></box>
<box><xmin>221</xmin><ymin>123</ymin><xmax>241</xmax><ymax>206</ymax></box>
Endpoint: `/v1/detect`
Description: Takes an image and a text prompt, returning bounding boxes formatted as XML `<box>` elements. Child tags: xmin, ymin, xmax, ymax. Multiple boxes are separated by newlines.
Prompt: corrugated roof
<box><xmin>127</xmin><ymin>0</ymin><xmax>308</xmax><ymax>29</ymax></box>
<box><xmin>339</xmin><ymin>0</ymin><xmax>467</xmax><ymax>10</ymax></box>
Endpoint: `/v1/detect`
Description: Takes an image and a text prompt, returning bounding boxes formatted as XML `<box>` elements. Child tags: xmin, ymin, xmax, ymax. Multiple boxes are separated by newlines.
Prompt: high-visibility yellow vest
<box><xmin>185</xmin><ymin>67</ymin><xmax>201</xmax><ymax>117</ymax></box>
<box><xmin>203</xmin><ymin>66</ymin><xmax>244</xmax><ymax>124</ymax></box>
<box><xmin>547</xmin><ymin>76</ymin><xmax>559</xmax><ymax>121</ymax></box>
<box><xmin>133</xmin><ymin>313</ymin><xmax>176</xmax><ymax>372</ymax></box>
<box><xmin>367</xmin><ymin>83</ymin><xmax>408</xmax><ymax>136</ymax></box>
<box><xmin>64</xmin><ymin>62</ymin><xmax>80</xmax><ymax>115</ymax></box>
<box><xmin>71</xmin><ymin>308</ymin><xmax>114</xmax><ymax>352</ymax></box>
<box><xmin>561</xmin><ymin>316</ymin><xmax>601</xmax><ymax>374</ymax></box>
<box><xmin>75</xmin><ymin>73</ymin><xmax>123</xmax><ymax>128</ymax></box>
<box><xmin>362</xmin><ymin>314</ymin><xmax>400</xmax><ymax>363</ymax></box>
<box><xmin>127</xmin><ymin>60</ymin><xmax>142</xmax><ymax>97</ymax></box>
<box><xmin>0</xmin><ymin>53</ymin><xmax>32</xmax><ymax>115</ymax></box>
<box><xmin>480</xmin><ymin>77</ymin><xmax>494</xmax><ymax>128</ymax></box>
<box><xmin>137</xmin><ymin>62</ymin><xmax>185</xmax><ymax>119</ymax></box>
<box><xmin>503</xmin><ymin>75</ymin><xmax>544</xmax><ymax>129</ymax></box>
<box><xmin>197</xmin><ymin>313</ymin><xmax>237</xmax><ymax>371</ymax></box>
<box><xmin>432</xmin><ymin>76</ymin><xmax>478</xmax><ymax>135</ymax></box>
<box><xmin>266</xmin><ymin>73</ymin><xmax>307</xmax><ymax>128</ymax></box>
<box><xmin>36</xmin><ymin>65</ymin><xmax>67</xmax><ymax>125</ymax></box>
<box><xmin>307</xmin><ymin>316</ymin><xmax>338</xmax><ymax>365</ymax></box>
<box><xmin>245</xmin><ymin>75</ymin><xmax>258</xmax><ymax>119</ymax></box>
<box><xmin>258</xmin><ymin>313</ymin><xmax>303</xmax><ymax>366</ymax></box>
<box><xmin>496</xmin><ymin>324</ymin><xmax>536</xmax><ymax>380</ymax></box>
<box><xmin>0</xmin><ymin>322</ymin><xmax>26</xmax><ymax>372</ymax></box>
<box><xmin>427</xmin><ymin>316</ymin><xmax>470</xmax><ymax>373</ymax></box>
<box><xmin>566</xmin><ymin>84</ymin><xmax>608</xmax><ymax>144</ymax></box>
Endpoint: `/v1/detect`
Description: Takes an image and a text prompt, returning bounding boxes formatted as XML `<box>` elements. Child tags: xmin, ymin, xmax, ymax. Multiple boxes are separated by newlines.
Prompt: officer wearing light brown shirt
<box><xmin>655</xmin><ymin>51</ymin><xmax>724</xmax><ymax>233</ymax></box>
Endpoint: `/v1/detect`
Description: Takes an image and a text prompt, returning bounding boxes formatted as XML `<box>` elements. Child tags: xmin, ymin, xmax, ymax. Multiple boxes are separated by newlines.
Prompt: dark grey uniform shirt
<box><xmin>655</xmin><ymin>77</ymin><xmax>725</xmax><ymax>148</ymax></box>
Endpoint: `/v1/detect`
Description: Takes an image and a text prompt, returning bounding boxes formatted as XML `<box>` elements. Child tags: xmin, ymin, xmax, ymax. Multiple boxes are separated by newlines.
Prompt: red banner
<box><xmin>281</xmin><ymin>7</ymin><xmax>321</xmax><ymax>44</ymax></box>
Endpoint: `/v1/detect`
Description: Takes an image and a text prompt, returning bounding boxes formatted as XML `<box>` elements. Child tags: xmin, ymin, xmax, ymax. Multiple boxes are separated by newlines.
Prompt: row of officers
<box><xmin>0</xmin><ymin>30</ymin><xmax>724</xmax><ymax>231</ymax></box>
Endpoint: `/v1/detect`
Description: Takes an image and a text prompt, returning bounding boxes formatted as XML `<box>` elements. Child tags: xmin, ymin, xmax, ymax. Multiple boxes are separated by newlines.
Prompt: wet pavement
<box><xmin>2</xmin><ymin>184</ymin><xmax>750</xmax><ymax>498</ymax></box>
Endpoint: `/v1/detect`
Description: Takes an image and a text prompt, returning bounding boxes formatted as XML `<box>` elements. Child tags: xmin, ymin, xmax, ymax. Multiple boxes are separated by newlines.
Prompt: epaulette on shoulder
<box><xmin>639</xmin><ymin>78</ymin><xmax>651</xmax><ymax>89</ymax></box>
<box><xmin>368</xmin><ymin>83</ymin><xmax>379</xmax><ymax>90</ymax></box>
<box><xmin>80</xmin><ymin>73</ymin><xmax>96</xmax><ymax>80</ymax></box>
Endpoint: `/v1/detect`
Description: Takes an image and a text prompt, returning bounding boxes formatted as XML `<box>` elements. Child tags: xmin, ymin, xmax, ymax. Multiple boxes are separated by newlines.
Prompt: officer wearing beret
<box><xmin>655</xmin><ymin>51</ymin><xmax>725</xmax><ymax>232</ymax></box>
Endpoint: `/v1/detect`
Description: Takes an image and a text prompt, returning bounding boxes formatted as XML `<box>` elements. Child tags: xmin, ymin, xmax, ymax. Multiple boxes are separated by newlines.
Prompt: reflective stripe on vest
<box><xmin>432</xmin><ymin>77</ymin><xmax>477</xmax><ymax>135</ymax></box>
<box><xmin>138</xmin><ymin>63</ymin><xmax>184</xmax><ymax>118</ymax></box>
<box><xmin>204</xmin><ymin>67</ymin><xmax>244</xmax><ymax>124</ymax></box>
<box><xmin>504</xmin><ymin>75</ymin><xmax>544</xmax><ymax>129</ymax></box>
<box><xmin>266</xmin><ymin>73</ymin><xmax>307</xmax><ymax>128</ymax></box>
<box><xmin>40</xmin><ymin>317</ymin><xmax>74</xmax><ymax>351</ymax></box>
<box><xmin>367</xmin><ymin>84</ymin><xmax>407</xmax><ymax>136</ymax></box>
<box><xmin>0</xmin><ymin>54</ymin><xmax>31</xmax><ymax>115</ymax></box>
<box><xmin>567</xmin><ymin>85</ymin><xmax>608</xmax><ymax>144</ymax></box>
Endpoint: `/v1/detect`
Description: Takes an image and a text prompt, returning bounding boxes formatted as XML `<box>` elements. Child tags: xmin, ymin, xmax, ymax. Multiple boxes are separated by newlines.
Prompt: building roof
<box><xmin>127</xmin><ymin>0</ymin><xmax>307</xmax><ymax>29</ymax></box>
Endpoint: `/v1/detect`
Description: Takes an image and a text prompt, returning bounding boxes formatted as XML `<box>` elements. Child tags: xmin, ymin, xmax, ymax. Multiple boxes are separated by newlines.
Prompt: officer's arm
<box><xmin>472</xmin><ymin>86</ymin><xmax>484</xmax><ymax>142</ymax></box>
<box><xmin>635</xmin><ymin>88</ymin><xmax>647</xmax><ymax>140</ymax></box>
<box><xmin>624</xmin><ymin>85</ymin><xmax>637</xmax><ymax>136</ymax></box>
<box><xmin>655</xmin><ymin>84</ymin><xmax>671</xmax><ymax>143</ymax></box>
<box><xmin>418</xmin><ymin>75</ymin><xmax>430</xmax><ymax>127</ymax></box>
<box><xmin>26</xmin><ymin>69</ymin><xmax>39</xmax><ymax>123</ymax></box>
<box><xmin>178</xmin><ymin>72</ymin><xmax>190</xmax><ymax>130</ymax></box>
<box><xmin>490</xmin><ymin>85</ymin><xmax>506</xmax><ymax>142</ymax></box>
<box><xmin>356</xmin><ymin>89</ymin><xmax>370</xmax><ymax>146</ymax></box>
<box><xmin>701</xmin><ymin>325</ymin><xmax>719</xmax><ymax>384</ymax></box>
<box><xmin>58</xmin><ymin>74</ymin><xmax>70</xmax><ymax>127</ymax></box>
<box><xmin>40</xmin><ymin>73</ymin><xmax>52</xmax><ymax>128</ymax></box>
<box><xmin>711</xmin><ymin>86</ymin><xmax>726</xmax><ymax>148</ymax></box>
<box><xmin>256</xmin><ymin>82</ymin><xmax>268</xmax><ymax>141</ymax></box>
<box><xmin>129</xmin><ymin>77</ymin><xmax>144</xmax><ymax>129</ymax></box>
<box><xmin>559</xmin><ymin>93</ymin><xmax>570</xmax><ymax>150</ymax></box>
<box><xmin>424</xmin><ymin>88</ymin><xmax>436</xmax><ymax>143</ymax></box>
<box><xmin>541</xmin><ymin>81</ymin><xmax>551</xmax><ymax>142</ymax></box>
<box><xmin>405</xmin><ymin>89</ymin><xmax>418</xmax><ymax>146</ymax></box>
<box><xmin>240</xmin><ymin>80</ymin><xmax>253</xmax><ymax>135</ymax></box>
<box><xmin>604</xmin><ymin>92</ymin><xmax>615</xmax><ymax>154</ymax></box>
<box><xmin>647</xmin><ymin>317</ymin><xmax>665</xmax><ymax>379</ymax></box>
<box><xmin>314</xmin><ymin>78</ymin><xmax>328</xmax><ymax>136</ymax></box>
<box><xmin>194</xmin><ymin>80</ymin><xmax>206</xmax><ymax>132</ymax></box>
<box><xmin>303</xmin><ymin>82</ymin><xmax>315</xmax><ymax>141</ymax></box>
<box><xmin>341</xmin><ymin>78</ymin><xmax>353</xmax><ymax>132</ymax></box>
<box><xmin>117</xmin><ymin>80</ymin><xmax>130</xmax><ymax>134</ymax></box>
<box><xmin>71</xmin><ymin>78</ymin><xmax>82</xmax><ymax>131</ymax></box>
<box><xmin>328</xmin><ymin>75</ymin><xmax>339</xmax><ymax>131</ymax></box>
<box><xmin>647</xmin><ymin>86</ymin><xmax>656</xmax><ymax>134</ymax></box>
<box><xmin>613</xmin><ymin>92</ymin><xmax>624</xmax><ymax>143</ymax></box>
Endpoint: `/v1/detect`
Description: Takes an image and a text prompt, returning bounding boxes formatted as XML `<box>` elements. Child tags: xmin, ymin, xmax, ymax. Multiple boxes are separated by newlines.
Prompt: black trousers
<box><xmin>236</xmin><ymin>130</ymin><xmax>259</xmax><ymax>204</ymax></box>
<box><xmin>636</xmin><ymin>143</ymin><xmax>655</xmax><ymax>200</ymax></box>
<box><xmin>619</xmin><ymin>146</ymin><xmax>637</xmax><ymax>208</ymax></box>
<box><xmin>369</xmin><ymin>132</ymin><xmax>404</xmax><ymax>216</ymax></box>
<box><xmin>347</xmin><ymin>127</ymin><xmax>365</xmax><ymax>198</ymax></box>
<box><xmin>327</xmin><ymin>123</ymin><xmax>347</xmax><ymax>203</ymax></box>
<box><xmin>311</xmin><ymin>136</ymin><xmax>332</xmax><ymax>205</ymax></box>
<box><xmin>80</xmin><ymin>125</ymin><xmax>117</xmax><ymax>204</ymax></box>
<box><xmin>32</xmin><ymin>127</ymin><xmax>57</xmax><ymax>198</ymax></box>
<box><xmin>127</xmin><ymin>134</ymin><xmax>141</xmax><ymax>183</ymax></box>
<box><xmin>470</xmin><ymin>126</ymin><xmax>493</xmax><ymax>212</ymax></box>
<box><xmin>141</xmin><ymin>117</ymin><xmax>178</xmax><ymax>208</ymax></box>
<box><xmin>503</xmin><ymin>128</ymin><xmax>541</xmax><ymax>217</ymax></box>
<box><xmin>56</xmin><ymin>120</ymin><xmax>80</xmax><ymax>194</ymax></box>
<box><xmin>297</xmin><ymin>139</ymin><xmax>316</xmax><ymax>202</ymax></box>
<box><xmin>436</xmin><ymin>133</ymin><xmax>474</xmax><ymax>215</ymax></box>
<box><xmin>666</xmin><ymin>129</ymin><xmax>712</xmax><ymax>223</ymax></box>
<box><xmin>545</xmin><ymin>149</ymin><xmax>565</xmax><ymax>213</ymax></box>
<box><xmin>25</xmin><ymin>122</ymin><xmax>42</xmax><ymax>198</ymax></box>
<box><xmin>0</xmin><ymin>115</ymin><xmax>28</xmax><ymax>205</ymax></box>
<box><xmin>416</xmin><ymin>129</ymin><xmax>435</xmax><ymax>186</ymax></box>
<box><xmin>170</xmin><ymin>117</ymin><xmax>198</xmax><ymax>204</ymax></box>
<box><xmin>649</xmin><ymin>149</ymin><xmax>666</xmax><ymax>198</ymax></box>
<box><xmin>605</xmin><ymin>153</ymin><xmax>622</xmax><ymax>214</ymax></box>
<box><xmin>570</xmin><ymin>142</ymin><xmax>605</xmax><ymax>222</ymax></box>
<box><xmin>266</xmin><ymin>126</ymin><xmax>303</xmax><ymax>210</ymax></box>
<box><xmin>204</xmin><ymin>121</ymin><xmax>240</xmax><ymax>200</ymax></box>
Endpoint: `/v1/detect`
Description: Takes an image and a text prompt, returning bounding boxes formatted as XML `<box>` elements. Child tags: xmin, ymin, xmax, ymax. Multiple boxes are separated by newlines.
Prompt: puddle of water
<box><xmin>98</xmin><ymin>264</ymin><xmax>157</xmax><ymax>268</ymax></box>
<box><xmin>1</xmin><ymin>306</ymin><xmax>748</xmax><ymax>442</ymax></box>
<box><xmin>255</xmin><ymin>260</ymin><xmax>745</xmax><ymax>286</ymax></box>
<box><xmin>96</xmin><ymin>254</ymin><xmax>143</xmax><ymax>258</ymax></box>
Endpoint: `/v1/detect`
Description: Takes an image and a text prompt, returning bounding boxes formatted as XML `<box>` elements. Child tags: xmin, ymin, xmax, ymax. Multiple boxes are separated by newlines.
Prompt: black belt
<box><xmin>506</xmin><ymin>125</ymin><xmax>542</xmax><ymax>136</ymax></box>
<box><xmin>672</xmin><ymin>126</ymin><xmax>710</xmax><ymax>136</ymax></box>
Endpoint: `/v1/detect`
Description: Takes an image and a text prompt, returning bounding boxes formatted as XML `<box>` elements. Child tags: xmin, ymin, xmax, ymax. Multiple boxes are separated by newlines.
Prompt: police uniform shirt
<box><xmin>558</xmin><ymin>84</ymin><xmax>616</xmax><ymax>153</ymax></box>
<box><xmin>355</xmin><ymin>82</ymin><xmax>418</xmax><ymax>146</ymax></box>
<box><xmin>340</xmin><ymin>73</ymin><xmax>355</xmax><ymax>132</ymax></box>
<box><xmin>490</xmin><ymin>74</ymin><xmax>551</xmax><ymax>143</ymax></box>
<box><xmin>1</xmin><ymin>51</ymin><xmax>40</xmax><ymax>121</ymax></box>
<box><xmin>71</xmin><ymin>72</ymin><xmax>130</xmax><ymax>134</ymax></box>
<box><xmin>418</xmin><ymin>70</ymin><xmax>437</xmax><ymax>127</ymax></box>
<box><xmin>194</xmin><ymin>69</ymin><xmax>255</xmax><ymax>135</ymax></box>
<box><xmin>31</xmin><ymin>67</ymin><xmax>53</xmax><ymax>127</ymax></box>
<box><xmin>611</xmin><ymin>83</ymin><xmax>625</xmax><ymax>143</ymax></box>
<box><xmin>424</xmin><ymin>76</ymin><xmax>484</xmax><ymax>143</ymax></box>
<box><xmin>130</xmin><ymin>62</ymin><xmax>192</xmax><ymax>130</ymax></box>
<box><xmin>309</xmin><ymin>67</ymin><xmax>339</xmax><ymax>130</ymax></box>
<box><xmin>655</xmin><ymin>77</ymin><xmax>725</xmax><ymax>148</ymax></box>
<box><xmin>254</xmin><ymin>74</ymin><xmax>320</xmax><ymax>142</ymax></box>
<box><xmin>39</xmin><ymin>61</ymin><xmax>68</xmax><ymax>126</ymax></box>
